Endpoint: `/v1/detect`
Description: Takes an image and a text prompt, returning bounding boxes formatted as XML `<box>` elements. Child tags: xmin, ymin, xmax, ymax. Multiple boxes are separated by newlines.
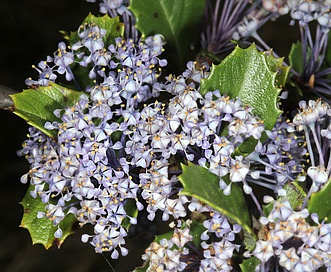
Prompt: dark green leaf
<box><xmin>179</xmin><ymin>162</ymin><xmax>256</xmax><ymax>249</ymax></box>
<box><xmin>122</xmin><ymin>199</ymin><xmax>138</xmax><ymax>231</ymax></box>
<box><xmin>20</xmin><ymin>184</ymin><xmax>77</xmax><ymax>249</ymax></box>
<box><xmin>308</xmin><ymin>178</ymin><xmax>331</xmax><ymax>223</ymax></box>
<box><xmin>129</xmin><ymin>0</ymin><xmax>205</xmax><ymax>73</ymax></box>
<box><xmin>10</xmin><ymin>82</ymin><xmax>82</xmax><ymax>138</ymax></box>
<box><xmin>289</xmin><ymin>41</ymin><xmax>304</xmax><ymax>76</ymax></box>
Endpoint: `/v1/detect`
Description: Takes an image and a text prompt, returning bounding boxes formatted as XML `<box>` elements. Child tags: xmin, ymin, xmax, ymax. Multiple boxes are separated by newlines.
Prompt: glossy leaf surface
<box><xmin>10</xmin><ymin>82</ymin><xmax>82</xmax><ymax>138</ymax></box>
<box><xmin>179</xmin><ymin>162</ymin><xmax>256</xmax><ymax>249</ymax></box>
<box><xmin>200</xmin><ymin>44</ymin><xmax>282</xmax><ymax>132</ymax></box>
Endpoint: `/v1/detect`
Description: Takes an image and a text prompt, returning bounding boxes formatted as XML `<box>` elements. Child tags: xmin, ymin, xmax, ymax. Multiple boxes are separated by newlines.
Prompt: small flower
<box><xmin>54</xmin><ymin>42</ymin><xmax>75</xmax><ymax>81</ymax></box>
<box><xmin>246</xmin><ymin>197</ymin><xmax>331</xmax><ymax>271</ymax></box>
<box><xmin>142</xmin><ymin>226</ymin><xmax>190</xmax><ymax>271</ymax></box>
<box><xmin>307</xmin><ymin>166</ymin><xmax>328</xmax><ymax>192</ymax></box>
<box><xmin>171</xmin><ymin>227</ymin><xmax>192</xmax><ymax>248</ymax></box>
<box><xmin>249</xmin><ymin>240</ymin><xmax>274</xmax><ymax>263</ymax></box>
<box><xmin>200</xmin><ymin>239</ymin><xmax>239</xmax><ymax>271</ymax></box>
<box><xmin>25</xmin><ymin>58</ymin><xmax>57</xmax><ymax>86</ymax></box>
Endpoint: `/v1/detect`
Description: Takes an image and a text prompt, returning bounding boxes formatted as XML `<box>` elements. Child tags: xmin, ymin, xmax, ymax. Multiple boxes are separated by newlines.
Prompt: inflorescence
<box><xmin>18</xmin><ymin>0</ymin><xmax>331</xmax><ymax>270</ymax></box>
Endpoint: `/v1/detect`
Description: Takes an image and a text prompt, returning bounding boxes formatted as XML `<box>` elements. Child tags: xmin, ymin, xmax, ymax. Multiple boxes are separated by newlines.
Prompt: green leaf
<box><xmin>308</xmin><ymin>178</ymin><xmax>331</xmax><ymax>223</ymax></box>
<box><xmin>10</xmin><ymin>82</ymin><xmax>82</xmax><ymax>138</ymax></box>
<box><xmin>122</xmin><ymin>199</ymin><xmax>138</xmax><ymax>231</ymax></box>
<box><xmin>240</xmin><ymin>257</ymin><xmax>260</xmax><ymax>272</ymax></box>
<box><xmin>129</xmin><ymin>0</ymin><xmax>205</xmax><ymax>73</ymax></box>
<box><xmin>66</xmin><ymin>13</ymin><xmax>124</xmax><ymax>47</ymax></box>
<box><xmin>284</xmin><ymin>181</ymin><xmax>306</xmax><ymax>211</ymax></box>
<box><xmin>263</xmin><ymin>180</ymin><xmax>307</xmax><ymax>216</ymax></box>
<box><xmin>200</xmin><ymin>44</ymin><xmax>283</xmax><ymax>155</ymax></box>
<box><xmin>264</xmin><ymin>50</ymin><xmax>290</xmax><ymax>88</ymax></box>
<box><xmin>20</xmin><ymin>184</ymin><xmax>77</xmax><ymax>249</ymax></box>
<box><xmin>289</xmin><ymin>41</ymin><xmax>304</xmax><ymax>76</ymax></box>
<box><xmin>179</xmin><ymin>162</ymin><xmax>256</xmax><ymax>250</ymax></box>
<box><xmin>200</xmin><ymin>44</ymin><xmax>282</xmax><ymax>132</ymax></box>
<box><xmin>189</xmin><ymin>220</ymin><xmax>206</xmax><ymax>249</ymax></box>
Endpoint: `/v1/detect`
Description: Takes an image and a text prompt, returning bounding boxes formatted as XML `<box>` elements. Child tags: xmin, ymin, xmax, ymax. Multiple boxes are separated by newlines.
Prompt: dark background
<box><xmin>0</xmin><ymin>1</ymin><xmax>298</xmax><ymax>271</ymax></box>
<box><xmin>0</xmin><ymin>1</ymin><xmax>123</xmax><ymax>271</ymax></box>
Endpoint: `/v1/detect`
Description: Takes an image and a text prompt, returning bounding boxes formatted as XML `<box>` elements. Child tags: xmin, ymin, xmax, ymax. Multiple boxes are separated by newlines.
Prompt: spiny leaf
<box><xmin>264</xmin><ymin>50</ymin><xmax>290</xmax><ymax>88</ymax></box>
<box><xmin>200</xmin><ymin>44</ymin><xmax>283</xmax><ymax>155</ymax></box>
<box><xmin>129</xmin><ymin>0</ymin><xmax>205</xmax><ymax>73</ymax></box>
<box><xmin>179</xmin><ymin>162</ymin><xmax>256</xmax><ymax>250</ymax></box>
<box><xmin>10</xmin><ymin>82</ymin><xmax>82</xmax><ymax>138</ymax></box>
<box><xmin>200</xmin><ymin>44</ymin><xmax>282</xmax><ymax>132</ymax></box>
<box><xmin>20</xmin><ymin>184</ymin><xmax>77</xmax><ymax>249</ymax></box>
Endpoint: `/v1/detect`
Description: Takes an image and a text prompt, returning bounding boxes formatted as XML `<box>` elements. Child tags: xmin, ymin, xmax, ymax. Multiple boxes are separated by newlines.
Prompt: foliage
<box><xmin>20</xmin><ymin>185</ymin><xmax>76</xmax><ymax>249</ymax></box>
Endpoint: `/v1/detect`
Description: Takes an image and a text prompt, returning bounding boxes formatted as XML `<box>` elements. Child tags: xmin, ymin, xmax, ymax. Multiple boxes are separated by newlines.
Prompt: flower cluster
<box><xmin>142</xmin><ymin>225</ymin><xmax>192</xmax><ymax>271</ymax></box>
<box><xmin>19</xmin><ymin>22</ymin><xmax>168</xmax><ymax>257</ymax></box>
<box><xmin>15</xmin><ymin>0</ymin><xmax>331</xmax><ymax>270</ymax></box>
<box><xmin>26</xmin><ymin>21</ymin><xmax>165</xmax><ymax>99</ymax></box>
<box><xmin>201</xmin><ymin>0</ymin><xmax>286</xmax><ymax>58</ymax></box>
<box><xmin>142</xmin><ymin>210</ymin><xmax>241</xmax><ymax>272</ymax></box>
<box><xmin>288</xmin><ymin>0</ymin><xmax>331</xmax><ymax>100</ymax></box>
<box><xmin>247</xmin><ymin>118</ymin><xmax>306</xmax><ymax>194</ymax></box>
<box><xmin>245</xmin><ymin>194</ymin><xmax>331</xmax><ymax>271</ymax></box>
<box><xmin>199</xmin><ymin>210</ymin><xmax>241</xmax><ymax>271</ymax></box>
